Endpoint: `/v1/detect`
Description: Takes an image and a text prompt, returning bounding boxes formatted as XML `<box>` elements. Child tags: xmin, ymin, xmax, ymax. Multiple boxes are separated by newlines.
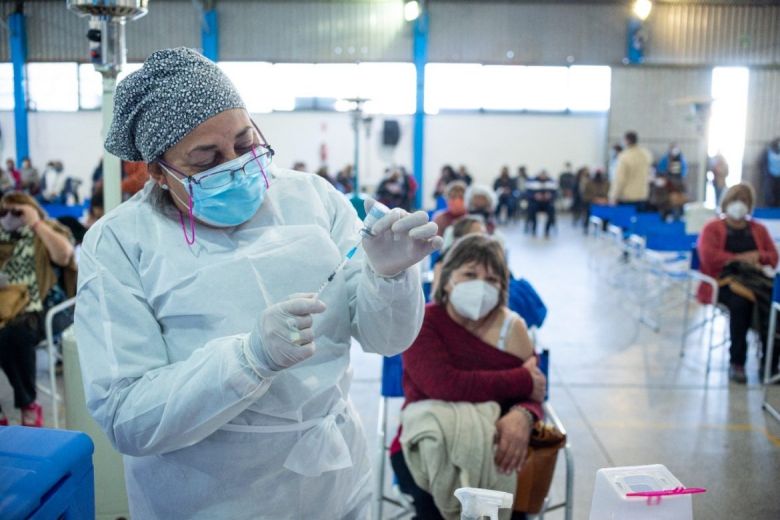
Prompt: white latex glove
<box><xmin>248</xmin><ymin>293</ymin><xmax>327</xmax><ymax>371</ymax></box>
<box><xmin>362</xmin><ymin>198</ymin><xmax>444</xmax><ymax>277</ymax></box>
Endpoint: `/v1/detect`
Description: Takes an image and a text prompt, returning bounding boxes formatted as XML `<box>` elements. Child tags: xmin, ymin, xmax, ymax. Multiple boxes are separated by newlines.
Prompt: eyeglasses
<box><xmin>159</xmin><ymin>121</ymin><xmax>274</xmax><ymax>191</ymax></box>
<box><xmin>0</xmin><ymin>208</ymin><xmax>23</xmax><ymax>218</ymax></box>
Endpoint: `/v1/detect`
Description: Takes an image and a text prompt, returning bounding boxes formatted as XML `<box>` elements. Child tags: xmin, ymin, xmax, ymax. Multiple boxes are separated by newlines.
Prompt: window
<box><xmin>218</xmin><ymin>62</ymin><xmax>276</xmax><ymax>113</ymax></box>
<box><xmin>524</xmin><ymin>66</ymin><xmax>569</xmax><ymax>111</ymax></box>
<box><xmin>424</xmin><ymin>63</ymin><xmax>483</xmax><ymax>113</ymax></box>
<box><xmin>707</xmin><ymin>67</ymin><xmax>749</xmax><ymax>206</ymax></box>
<box><xmin>425</xmin><ymin>63</ymin><xmax>611</xmax><ymax>113</ymax></box>
<box><xmin>0</xmin><ymin>63</ymin><xmax>14</xmax><ymax>110</ymax></box>
<box><xmin>27</xmin><ymin>63</ymin><xmax>79</xmax><ymax>111</ymax></box>
<box><xmin>568</xmin><ymin>66</ymin><xmax>611</xmax><ymax>112</ymax></box>
<box><xmin>79</xmin><ymin>63</ymin><xmax>143</xmax><ymax>110</ymax></box>
<box><xmin>219</xmin><ymin>62</ymin><xmax>416</xmax><ymax>115</ymax></box>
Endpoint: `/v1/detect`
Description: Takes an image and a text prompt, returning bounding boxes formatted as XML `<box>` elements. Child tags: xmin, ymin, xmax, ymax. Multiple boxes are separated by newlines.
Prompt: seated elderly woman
<box><xmin>391</xmin><ymin>234</ymin><xmax>546</xmax><ymax>520</ymax></box>
<box><xmin>0</xmin><ymin>192</ymin><xmax>75</xmax><ymax>426</ymax></box>
<box><xmin>697</xmin><ymin>183</ymin><xmax>779</xmax><ymax>383</ymax></box>
<box><xmin>433</xmin><ymin>180</ymin><xmax>468</xmax><ymax>237</ymax></box>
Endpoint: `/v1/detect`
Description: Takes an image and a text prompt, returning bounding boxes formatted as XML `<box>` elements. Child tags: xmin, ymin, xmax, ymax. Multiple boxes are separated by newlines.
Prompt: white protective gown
<box><xmin>74</xmin><ymin>166</ymin><xmax>424</xmax><ymax>519</ymax></box>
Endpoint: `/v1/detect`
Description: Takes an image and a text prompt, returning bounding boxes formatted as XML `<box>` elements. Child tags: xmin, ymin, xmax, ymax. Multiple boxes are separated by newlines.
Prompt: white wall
<box><xmin>0</xmin><ymin>111</ymin><xmax>104</xmax><ymax>200</ymax></box>
<box><xmin>0</xmin><ymin>110</ymin><xmax>607</xmax><ymax>208</ymax></box>
<box><xmin>423</xmin><ymin>113</ymin><xmax>608</xmax><ymax>205</ymax></box>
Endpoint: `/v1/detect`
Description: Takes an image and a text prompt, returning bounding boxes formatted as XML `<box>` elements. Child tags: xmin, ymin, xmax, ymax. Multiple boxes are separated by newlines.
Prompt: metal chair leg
<box><xmin>680</xmin><ymin>277</ymin><xmax>692</xmax><ymax>357</ymax></box>
<box><xmin>705</xmin><ymin>305</ymin><xmax>716</xmax><ymax>377</ymax></box>
<box><xmin>373</xmin><ymin>398</ymin><xmax>387</xmax><ymax>520</ymax></box>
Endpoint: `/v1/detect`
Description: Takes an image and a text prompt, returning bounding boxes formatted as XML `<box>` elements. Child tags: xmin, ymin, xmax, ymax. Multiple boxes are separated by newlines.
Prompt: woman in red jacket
<box><xmin>697</xmin><ymin>183</ymin><xmax>779</xmax><ymax>383</ymax></box>
<box><xmin>390</xmin><ymin>234</ymin><xmax>546</xmax><ymax>520</ymax></box>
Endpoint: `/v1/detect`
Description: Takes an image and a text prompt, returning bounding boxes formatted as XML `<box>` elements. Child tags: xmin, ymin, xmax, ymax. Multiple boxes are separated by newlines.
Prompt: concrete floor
<box><xmin>3</xmin><ymin>218</ymin><xmax>780</xmax><ymax>519</ymax></box>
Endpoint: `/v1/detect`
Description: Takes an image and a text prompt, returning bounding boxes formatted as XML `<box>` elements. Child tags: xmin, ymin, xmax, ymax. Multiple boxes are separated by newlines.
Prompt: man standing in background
<box><xmin>609</xmin><ymin>131</ymin><xmax>652</xmax><ymax>210</ymax></box>
<box><xmin>762</xmin><ymin>138</ymin><xmax>780</xmax><ymax>207</ymax></box>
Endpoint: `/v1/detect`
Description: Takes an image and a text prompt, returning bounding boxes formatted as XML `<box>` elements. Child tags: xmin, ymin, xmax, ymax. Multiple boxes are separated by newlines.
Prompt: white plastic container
<box><xmin>589</xmin><ymin>464</ymin><xmax>695</xmax><ymax>520</ymax></box>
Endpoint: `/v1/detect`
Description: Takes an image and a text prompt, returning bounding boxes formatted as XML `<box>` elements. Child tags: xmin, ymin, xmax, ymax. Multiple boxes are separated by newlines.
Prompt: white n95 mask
<box><xmin>725</xmin><ymin>201</ymin><xmax>749</xmax><ymax>221</ymax></box>
<box><xmin>449</xmin><ymin>279</ymin><xmax>500</xmax><ymax>321</ymax></box>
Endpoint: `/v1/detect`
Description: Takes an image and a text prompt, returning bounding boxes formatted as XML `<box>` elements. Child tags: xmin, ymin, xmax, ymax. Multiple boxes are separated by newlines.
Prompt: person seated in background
<box><xmin>0</xmin><ymin>166</ymin><xmax>14</xmax><ymax>194</ymax></box>
<box><xmin>0</xmin><ymin>192</ymin><xmax>76</xmax><ymax>427</ymax></box>
<box><xmin>376</xmin><ymin>168</ymin><xmax>408</xmax><ymax>209</ymax></box>
<box><xmin>121</xmin><ymin>161</ymin><xmax>150</xmax><ymax>199</ymax></box>
<box><xmin>399</xmin><ymin>166</ymin><xmax>418</xmax><ymax>211</ymax></box>
<box><xmin>525</xmin><ymin>170</ymin><xmax>557</xmax><ymax>238</ymax></box>
<box><xmin>653</xmin><ymin>143</ymin><xmax>688</xmax><ymax>219</ymax></box>
<box><xmin>391</xmin><ymin>234</ymin><xmax>545</xmax><ymax>520</ymax></box>
<box><xmin>456</xmin><ymin>164</ymin><xmax>473</xmax><ymax>186</ymax></box>
<box><xmin>570</xmin><ymin>166</ymin><xmax>590</xmax><ymax>227</ymax></box>
<box><xmin>291</xmin><ymin>161</ymin><xmax>307</xmax><ymax>172</ymax></box>
<box><xmin>697</xmin><ymin>183</ymin><xmax>779</xmax><ymax>383</ymax></box>
<box><xmin>19</xmin><ymin>158</ymin><xmax>40</xmax><ymax>195</ymax></box>
<box><xmin>5</xmin><ymin>159</ymin><xmax>21</xmax><ymax>190</ymax></box>
<box><xmin>557</xmin><ymin>162</ymin><xmax>576</xmax><ymax>210</ymax></box>
<box><xmin>334</xmin><ymin>164</ymin><xmax>354</xmax><ymax>194</ymax></box>
<box><xmin>466</xmin><ymin>183</ymin><xmax>500</xmax><ymax>235</ymax></box>
<box><xmin>39</xmin><ymin>160</ymin><xmax>67</xmax><ymax>203</ymax></box>
<box><xmin>433</xmin><ymin>165</ymin><xmax>457</xmax><ymax>201</ymax></box>
<box><xmin>433</xmin><ymin>180</ymin><xmax>468</xmax><ymax>237</ymax></box>
<box><xmin>494</xmin><ymin>166</ymin><xmax>519</xmax><ymax>224</ymax></box>
<box><xmin>582</xmin><ymin>169</ymin><xmax>610</xmax><ymax>233</ymax></box>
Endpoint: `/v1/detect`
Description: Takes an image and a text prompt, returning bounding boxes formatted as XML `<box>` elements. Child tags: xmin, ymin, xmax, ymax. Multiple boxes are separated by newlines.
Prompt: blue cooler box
<box><xmin>0</xmin><ymin>426</ymin><xmax>95</xmax><ymax>520</ymax></box>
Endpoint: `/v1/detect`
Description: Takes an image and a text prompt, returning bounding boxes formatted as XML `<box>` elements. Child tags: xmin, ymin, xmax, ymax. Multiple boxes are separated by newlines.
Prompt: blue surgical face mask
<box><xmin>161</xmin><ymin>146</ymin><xmax>272</xmax><ymax>242</ymax></box>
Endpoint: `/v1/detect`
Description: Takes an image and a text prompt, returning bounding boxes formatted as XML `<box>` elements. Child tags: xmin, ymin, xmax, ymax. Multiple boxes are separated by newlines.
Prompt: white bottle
<box><xmin>454</xmin><ymin>487</ymin><xmax>514</xmax><ymax>520</ymax></box>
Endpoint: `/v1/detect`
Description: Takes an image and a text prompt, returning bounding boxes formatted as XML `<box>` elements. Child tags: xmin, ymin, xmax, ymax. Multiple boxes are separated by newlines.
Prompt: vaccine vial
<box><xmin>360</xmin><ymin>201</ymin><xmax>391</xmax><ymax>237</ymax></box>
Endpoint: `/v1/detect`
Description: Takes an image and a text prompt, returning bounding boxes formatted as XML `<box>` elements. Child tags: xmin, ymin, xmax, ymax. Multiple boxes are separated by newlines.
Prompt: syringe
<box><xmin>315</xmin><ymin>201</ymin><xmax>391</xmax><ymax>296</ymax></box>
<box><xmin>315</xmin><ymin>243</ymin><xmax>360</xmax><ymax>296</ymax></box>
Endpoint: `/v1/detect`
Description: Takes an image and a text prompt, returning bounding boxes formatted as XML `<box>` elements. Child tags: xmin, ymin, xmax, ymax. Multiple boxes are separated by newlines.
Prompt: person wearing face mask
<box><xmin>390</xmin><ymin>234</ymin><xmax>546</xmax><ymax>520</ymax></box>
<box><xmin>433</xmin><ymin>180</ymin><xmax>468</xmax><ymax>237</ymax></box>
<box><xmin>73</xmin><ymin>48</ymin><xmax>442</xmax><ymax>519</ymax></box>
<box><xmin>655</xmin><ymin>143</ymin><xmax>688</xmax><ymax>219</ymax></box>
<box><xmin>697</xmin><ymin>183</ymin><xmax>779</xmax><ymax>383</ymax></box>
<box><xmin>0</xmin><ymin>192</ymin><xmax>75</xmax><ymax>427</ymax></box>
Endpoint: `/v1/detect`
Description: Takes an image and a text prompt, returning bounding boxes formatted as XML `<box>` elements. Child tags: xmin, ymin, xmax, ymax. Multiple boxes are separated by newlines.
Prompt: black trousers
<box><xmin>390</xmin><ymin>450</ymin><xmax>528</xmax><ymax>520</ymax></box>
<box><xmin>717</xmin><ymin>285</ymin><xmax>780</xmax><ymax>370</ymax></box>
<box><xmin>765</xmin><ymin>176</ymin><xmax>780</xmax><ymax>207</ymax></box>
<box><xmin>0</xmin><ymin>313</ymin><xmax>41</xmax><ymax>409</ymax></box>
<box><xmin>527</xmin><ymin>201</ymin><xmax>556</xmax><ymax>236</ymax></box>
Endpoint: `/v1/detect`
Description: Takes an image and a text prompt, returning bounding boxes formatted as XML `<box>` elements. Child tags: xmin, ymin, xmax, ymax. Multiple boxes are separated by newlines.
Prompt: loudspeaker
<box><xmin>382</xmin><ymin>120</ymin><xmax>401</xmax><ymax>147</ymax></box>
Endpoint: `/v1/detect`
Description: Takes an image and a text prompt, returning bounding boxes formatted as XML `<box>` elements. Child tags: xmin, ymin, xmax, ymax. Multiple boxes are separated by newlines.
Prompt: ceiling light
<box><xmin>632</xmin><ymin>0</ymin><xmax>652</xmax><ymax>21</ymax></box>
<box><xmin>404</xmin><ymin>1</ymin><xmax>420</xmax><ymax>22</ymax></box>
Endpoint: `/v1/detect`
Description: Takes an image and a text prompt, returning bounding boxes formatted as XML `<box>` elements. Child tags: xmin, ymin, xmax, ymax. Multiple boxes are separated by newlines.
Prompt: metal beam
<box><xmin>413</xmin><ymin>8</ymin><xmax>428</xmax><ymax>210</ymax></box>
<box><xmin>201</xmin><ymin>8</ymin><xmax>219</xmax><ymax>61</ymax></box>
<box><xmin>9</xmin><ymin>11</ymin><xmax>29</xmax><ymax>163</ymax></box>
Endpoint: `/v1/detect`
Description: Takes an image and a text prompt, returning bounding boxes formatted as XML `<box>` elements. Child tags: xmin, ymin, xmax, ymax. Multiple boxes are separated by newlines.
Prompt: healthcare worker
<box><xmin>74</xmin><ymin>48</ymin><xmax>443</xmax><ymax>519</ymax></box>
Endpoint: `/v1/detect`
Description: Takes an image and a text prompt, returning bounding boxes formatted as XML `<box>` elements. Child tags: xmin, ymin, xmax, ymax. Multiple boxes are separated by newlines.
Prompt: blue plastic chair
<box><xmin>629</xmin><ymin>213</ymin><xmax>663</xmax><ymax>237</ymax></box>
<box><xmin>753</xmin><ymin>207</ymin><xmax>780</xmax><ymax>220</ymax></box>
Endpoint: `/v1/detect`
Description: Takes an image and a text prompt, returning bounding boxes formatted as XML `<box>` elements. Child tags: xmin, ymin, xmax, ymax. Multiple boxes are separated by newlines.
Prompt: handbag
<box><xmin>0</xmin><ymin>284</ymin><xmax>31</xmax><ymax>328</ymax></box>
<box><xmin>513</xmin><ymin>421</ymin><xmax>567</xmax><ymax>514</ymax></box>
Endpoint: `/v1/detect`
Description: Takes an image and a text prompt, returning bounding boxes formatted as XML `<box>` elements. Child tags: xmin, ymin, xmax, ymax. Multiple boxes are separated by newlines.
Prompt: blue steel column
<box><xmin>413</xmin><ymin>10</ymin><xmax>428</xmax><ymax>210</ymax></box>
<box><xmin>201</xmin><ymin>9</ymin><xmax>219</xmax><ymax>61</ymax></box>
<box><xmin>9</xmin><ymin>12</ymin><xmax>29</xmax><ymax>162</ymax></box>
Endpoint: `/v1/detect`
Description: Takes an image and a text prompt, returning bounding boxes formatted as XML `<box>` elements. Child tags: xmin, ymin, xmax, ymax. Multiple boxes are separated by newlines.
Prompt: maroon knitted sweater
<box><xmin>390</xmin><ymin>303</ymin><xmax>543</xmax><ymax>455</ymax></box>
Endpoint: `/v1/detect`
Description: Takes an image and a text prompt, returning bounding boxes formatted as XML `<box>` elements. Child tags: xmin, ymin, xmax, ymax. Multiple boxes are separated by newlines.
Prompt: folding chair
<box><xmin>35</xmin><ymin>297</ymin><xmax>76</xmax><ymax>428</ymax></box>
<box><xmin>680</xmin><ymin>249</ymin><xmax>729</xmax><ymax>377</ymax></box>
<box><xmin>534</xmin><ymin>349</ymin><xmax>574</xmax><ymax>520</ymax></box>
<box><xmin>373</xmin><ymin>355</ymin><xmax>415</xmax><ymax>520</ymax></box>
<box><xmin>762</xmin><ymin>275</ymin><xmax>780</xmax><ymax>423</ymax></box>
